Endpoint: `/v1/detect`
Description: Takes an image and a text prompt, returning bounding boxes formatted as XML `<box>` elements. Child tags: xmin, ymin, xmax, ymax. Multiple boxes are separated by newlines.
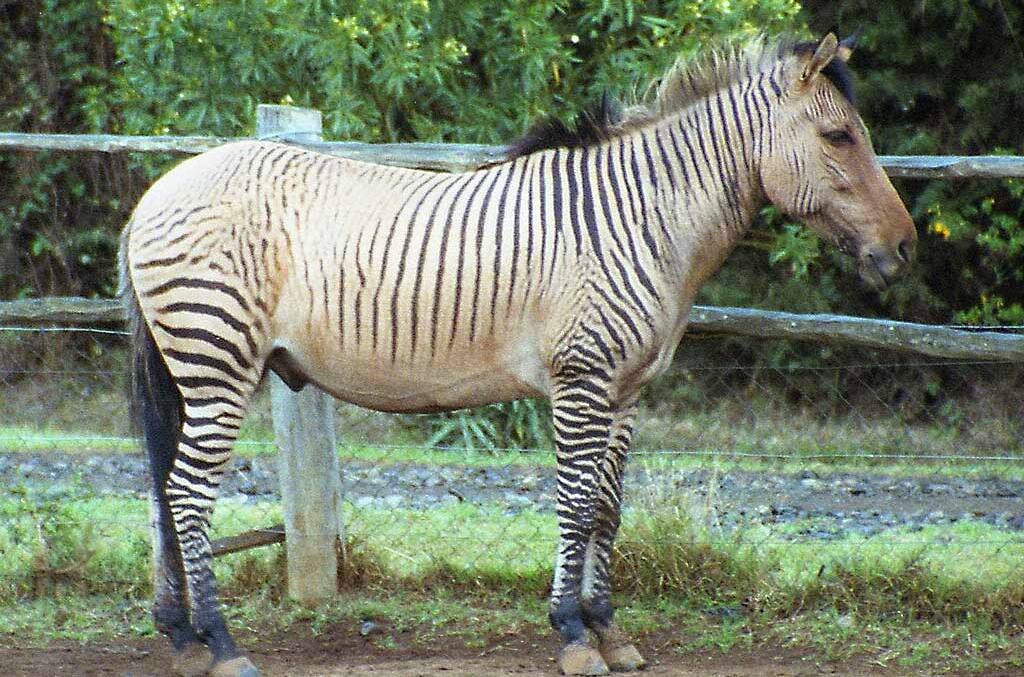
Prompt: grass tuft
<box><xmin>612</xmin><ymin>490</ymin><xmax>762</xmax><ymax>601</ymax></box>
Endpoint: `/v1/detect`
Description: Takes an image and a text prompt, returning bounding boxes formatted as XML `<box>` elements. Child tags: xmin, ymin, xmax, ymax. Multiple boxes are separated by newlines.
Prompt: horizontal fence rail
<box><xmin>2</xmin><ymin>296</ymin><xmax>1022</xmax><ymax>361</ymax></box>
<box><xmin>1</xmin><ymin>131</ymin><xmax>1022</xmax><ymax>178</ymax></box>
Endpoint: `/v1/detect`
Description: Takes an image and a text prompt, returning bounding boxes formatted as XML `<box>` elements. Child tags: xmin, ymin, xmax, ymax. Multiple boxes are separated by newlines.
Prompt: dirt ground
<box><xmin>0</xmin><ymin>625</ymin><xmax>1006</xmax><ymax>677</ymax></box>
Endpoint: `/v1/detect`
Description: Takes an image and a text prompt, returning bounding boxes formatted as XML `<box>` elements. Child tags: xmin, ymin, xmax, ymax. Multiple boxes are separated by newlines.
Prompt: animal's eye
<box><xmin>822</xmin><ymin>129</ymin><xmax>855</xmax><ymax>146</ymax></box>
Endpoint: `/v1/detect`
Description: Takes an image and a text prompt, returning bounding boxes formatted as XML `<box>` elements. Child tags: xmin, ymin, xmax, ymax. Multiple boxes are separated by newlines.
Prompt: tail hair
<box><xmin>120</xmin><ymin>228</ymin><xmax>182</xmax><ymax>450</ymax></box>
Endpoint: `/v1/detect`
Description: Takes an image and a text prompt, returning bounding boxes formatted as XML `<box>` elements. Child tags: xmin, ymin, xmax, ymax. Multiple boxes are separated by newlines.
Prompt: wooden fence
<box><xmin>3</xmin><ymin>130</ymin><xmax>1024</xmax><ymax>178</ymax></box>
<box><xmin>2</xmin><ymin>104</ymin><xmax>1023</xmax><ymax>601</ymax></box>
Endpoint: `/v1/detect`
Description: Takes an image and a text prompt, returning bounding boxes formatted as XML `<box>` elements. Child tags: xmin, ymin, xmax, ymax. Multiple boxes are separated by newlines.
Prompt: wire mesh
<box><xmin>2</xmin><ymin>324</ymin><xmax>1023</xmax><ymax>601</ymax></box>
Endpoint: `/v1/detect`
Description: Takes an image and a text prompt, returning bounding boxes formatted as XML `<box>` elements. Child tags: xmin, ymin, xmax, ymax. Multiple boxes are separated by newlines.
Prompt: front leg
<box><xmin>549</xmin><ymin>376</ymin><xmax>614</xmax><ymax>675</ymax></box>
<box><xmin>581</xmin><ymin>402</ymin><xmax>645</xmax><ymax>672</ymax></box>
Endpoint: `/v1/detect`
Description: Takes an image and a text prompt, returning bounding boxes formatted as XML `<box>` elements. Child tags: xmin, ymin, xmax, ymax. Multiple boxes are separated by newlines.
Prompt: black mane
<box><xmin>507</xmin><ymin>93</ymin><xmax>625</xmax><ymax>161</ymax></box>
<box><xmin>506</xmin><ymin>37</ymin><xmax>857</xmax><ymax>161</ymax></box>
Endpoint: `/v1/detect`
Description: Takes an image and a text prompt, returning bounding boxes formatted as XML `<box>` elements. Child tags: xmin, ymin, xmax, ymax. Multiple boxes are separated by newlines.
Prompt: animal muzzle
<box><xmin>858</xmin><ymin>239</ymin><xmax>915</xmax><ymax>291</ymax></box>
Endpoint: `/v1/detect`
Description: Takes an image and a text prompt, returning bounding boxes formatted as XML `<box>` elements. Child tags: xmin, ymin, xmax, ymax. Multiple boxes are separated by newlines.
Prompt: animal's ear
<box><xmin>800</xmin><ymin>33</ymin><xmax>839</xmax><ymax>84</ymax></box>
<box><xmin>836</xmin><ymin>31</ymin><xmax>860</xmax><ymax>63</ymax></box>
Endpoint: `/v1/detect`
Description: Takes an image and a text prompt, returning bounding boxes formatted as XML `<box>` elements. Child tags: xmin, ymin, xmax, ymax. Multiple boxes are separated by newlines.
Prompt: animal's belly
<box><xmin>281</xmin><ymin>343</ymin><xmax>549</xmax><ymax>414</ymax></box>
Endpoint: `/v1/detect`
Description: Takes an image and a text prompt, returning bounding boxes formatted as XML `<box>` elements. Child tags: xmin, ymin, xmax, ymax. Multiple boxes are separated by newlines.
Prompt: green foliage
<box><xmin>0</xmin><ymin>0</ymin><xmax>131</xmax><ymax>298</ymax></box>
<box><xmin>105</xmin><ymin>0</ymin><xmax>801</xmax><ymax>143</ymax></box>
<box><xmin>794</xmin><ymin>0</ymin><xmax>1024</xmax><ymax>325</ymax></box>
<box><xmin>421</xmin><ymin>399</ymin><xmax>553</xmax><ymax>452</ymax></box>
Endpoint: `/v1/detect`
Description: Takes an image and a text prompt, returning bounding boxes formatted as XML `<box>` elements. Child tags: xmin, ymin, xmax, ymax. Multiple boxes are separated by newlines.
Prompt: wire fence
<box><xmin>2</xmin><ymin>323</ymin><xmax>1023</xmax><ymax>600</ymax></box>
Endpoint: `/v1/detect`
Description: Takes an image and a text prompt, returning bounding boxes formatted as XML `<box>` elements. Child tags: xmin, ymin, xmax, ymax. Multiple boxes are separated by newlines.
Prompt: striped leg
<box><xmin>167</xmin><ymin>382</ymin><xmax>259</xmax><ymax>677</ymax></box>
<box><xmin>143</xmin><ymin>397</ymin><xmax>210</xmax><ymax>675</ymax></box>
<box><xmin>548</xmin><ymin>376</ymin><xmax>614</xmax><ymax>676</ymax></box>
<box><xmin>581</xmin><ymin>402</ymin><xmax>645</xmax><ymax>671</ymax></box>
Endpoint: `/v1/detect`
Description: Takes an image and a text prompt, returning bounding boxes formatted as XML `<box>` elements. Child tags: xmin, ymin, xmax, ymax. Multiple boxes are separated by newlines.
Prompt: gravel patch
<box><xmin>3</xmin><ymin>451</ymin><xmax>1024</xmax><ymax>540</ymax></box>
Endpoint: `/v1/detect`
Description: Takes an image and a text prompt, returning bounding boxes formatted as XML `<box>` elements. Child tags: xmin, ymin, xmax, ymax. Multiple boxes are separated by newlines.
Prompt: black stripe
<box><xmin>468</xmin><ymin>166</ymin><xmax>505</xmax><ymax>342</ymax></box>
<box><xmin>388</xmin><ymin>174</ymin><xmax>450</xmax><ymax>362</ymax></box>
<box><xmin>599</xmin><ymin>152</ymin><xmax>661</xmax><ymax>303</ymax></box>
<box><xmin>338</xmin><ymin>236</ymin><xmax>349</xmax><ymax>347</ymax></box>
<box><xmin>714</xmin><ymin>91</ymin><xmax>744</xmax><ymax>215</ymax></box>
<box><xmin>448</xmin><ymin>171</ymin><xmax>493</xmax><ymax>350</ymax></box>
<box><xmin>504</xmin><ymin>159</ymin><xmax>527</xmax><ymax>319</ymax></box>
<box><xmin>587</xmin><ymin>281</ymin><xmax>643</xmax><ymax>344</ymax></box>
<box><xmin>373</xmin><ymin>174</ymin><xmax>440</xmax><ymax>354</ymax></box>
<box><xmin>519</xmin><ymin>157</ymin><xmax>538</xmax><ymax>321</ymax></box>
<box><xmin>703</xmin><ymin>97</ymin><xmax>739</xmax><ymax>222</ymax></box>
<box><xmin>154</xmin><ymin>321</ymin><xmax>254</xmax><ymax>371</ymax></box>
<box><xmin>653</xmin><ymin>129</ymin><xmax>678</xmax><ymax>193</ymax></box>
<box><xmin>564</xmin><ymin>149</ymin><xmax>584</xmax><ymax>256</ymax></box>
<box><xmin>768</xmin><ymin>67</ymin><xmax>783</xmax><ymax>97</ymax></box>
<box><xmin>536</xmin><ymin>153</ymin><xmax>549</xmax><ymax>288</ymax></box>
<box><xmin>578</xmin><ymin>147</ymin><xmax>604</xmax><ymax>264</ymax></box>
<box><xmin>136</xmin><ymin>252</ymin><xmax>188</xmax><ymax>269</ymax></box>
<box><xmin>664</xmin><ymin>124</ymin><xmax>690</xmax><ymax>188</ymax></box>
<box><xmin>677</xmin><ymin>118</ymin><xmax>708</xmax><ymax>195</ymax></box>
<box><xmin>186</xmin><ymin>416</ymin><xmax>242</xmax><ymax>431</ymax></box>
<box><xmin>489</xmin><ymin>162</ymin><xmax>515</xmax><ymax>333</ymax></box>
<box><xmin>626</xmin><ymin>138</ymin><xmax>660</xmax><ymax>260</ymax></box>
<box><xmin>176</xmin><ymin>375</ymin><xmax>244</xmax><ymax>398</ymax></box>
<box><xmin>157</xmin><ymin>301</ymin><xmax>258</xmax><ymax>356</ymax></box>
<box><xmin>430</xmin><ymin>173</ymin><xmax>479</xmax><ymax>357</ymax></box>
<box><xmin>408</xmin><ymin>176</ymin><xmax>460</xmax><ymax>358</ymax></box>
<box><xmin>549</xmin><ymin>149</ymin><xmax>565</xmax><ymax>265</ymax></box>
<box><xmin>183</xmin><ymin>395</ymin><xmax>240</xmax><ymax>410</ymax></box>
<box><xmin>163</xmin><ymin>348</ymin><xmax>251</xmax><ymax>386</ymax></box>
<box><xmin>595</xmin><ymin>306</ymin><xmax>627</xmax><ymax>358</ymax></box>
<box><xmin>580</xmin><ymin>324</ymin><xmax>615</xmax><ymax>367</ymax></box>
<box><xmin>144</xmin><ymin>277</ymin><xmax>252</xmax><ymax>314</ymax></box>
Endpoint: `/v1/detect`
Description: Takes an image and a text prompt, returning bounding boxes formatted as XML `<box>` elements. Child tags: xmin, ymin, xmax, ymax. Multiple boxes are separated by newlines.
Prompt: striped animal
<box><xmin>121</xmin><ymin>33</ymin><xmax>916</xmax><ymax>676</ymax></box>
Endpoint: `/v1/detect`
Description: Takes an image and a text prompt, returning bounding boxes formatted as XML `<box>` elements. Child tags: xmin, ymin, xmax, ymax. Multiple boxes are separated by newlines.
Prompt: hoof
<box><xmin>559</xmin><ymin>642</ymin><xmax>609</xmax><ymax>676</ymax></box>
<box><xmin>210</xmin><ymin>656</ymin><xmax>260</xmax><ymax>677</ymax></box>
<box><xmin>600</xmin><ymin>642</ymin><xmax>645</xmax><ymax>672</ymax></box>
<box><xmin>172</xmin><ymin>644</ymin><xmax>213</xmax><ymax>677</ymax></box>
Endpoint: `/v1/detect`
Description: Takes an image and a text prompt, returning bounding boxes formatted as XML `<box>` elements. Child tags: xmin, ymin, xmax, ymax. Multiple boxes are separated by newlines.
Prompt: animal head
<box><xmin>759</xmin><ymin>33</ymin><xmax>917</xmax><ymax>290</ymax></box>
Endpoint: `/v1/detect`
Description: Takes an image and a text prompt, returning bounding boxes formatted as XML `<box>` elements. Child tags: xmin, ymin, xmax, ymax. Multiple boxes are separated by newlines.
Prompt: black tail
<box><xmin>122</xmin><ymin>242</ymin><xmax>182</xmax><ymax>485</ymax></box>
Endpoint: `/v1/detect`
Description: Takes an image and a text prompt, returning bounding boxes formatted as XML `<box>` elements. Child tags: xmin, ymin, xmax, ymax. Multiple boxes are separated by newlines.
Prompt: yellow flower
<box><xmin>931</xmin><ymin>220</ymin><xmax>951</xmax><ymax>239</ymax></box>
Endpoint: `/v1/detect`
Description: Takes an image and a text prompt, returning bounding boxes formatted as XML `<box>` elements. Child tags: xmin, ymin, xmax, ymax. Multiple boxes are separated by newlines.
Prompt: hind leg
<box><xmin>145</xmin><ymin>411</ymin><xmax>212</xmax><ymax>675</ymax></box>
<box><xmin>136</xmin><ymin>328</ymin><xmax>211</xmax><ymax>674</ymax></box>
<box><xmin>167</xmin><ymin>381</ymin><xmax>259</xmax><ymax>677</ymax></box>
<box><xmin>581</xmin><ymin>402</ymin><xmax>645</xmax><ymax>672</ymax></box>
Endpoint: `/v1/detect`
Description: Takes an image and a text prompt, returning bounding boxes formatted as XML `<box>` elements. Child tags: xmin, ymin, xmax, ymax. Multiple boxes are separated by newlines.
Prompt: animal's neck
<box><xmin>623</xmin><ymin>82</ymin><xmax>772</xmax><ymax>289</ymax></box>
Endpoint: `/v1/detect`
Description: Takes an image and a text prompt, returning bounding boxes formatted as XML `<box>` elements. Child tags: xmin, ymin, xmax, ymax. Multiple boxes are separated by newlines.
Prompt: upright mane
<box><xmin>506</xmin><ymin>34</ymin><xmax>856</xmax><ymax>160</ymax></box>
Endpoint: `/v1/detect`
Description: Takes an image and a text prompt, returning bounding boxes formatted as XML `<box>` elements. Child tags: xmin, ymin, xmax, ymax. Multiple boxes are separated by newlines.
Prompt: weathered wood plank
<box><xmin>878</xmin><ymin>155</ymin><xmax>1024</xmax><ymax>179</ymax></box>
<box><xmin>211</xmin><ymin>524</ymin><xmax>286</xmax><ymax>558</ymax></box>
<box><xmin>296</xmin><ymin>139</ymin><xmax>509</xmax><ymax>173</ymax></box>
<box><xmin>2</xmin><ymin>297</ymin><xmax>1022</xmax><ymax>362</ymax></box>
<box><xmin>0</xmin><ymin>132</ymin><xmax>230</xmax><ymax>154</ymax></box>
<box><xmin>0</xmin><ymin>297</ymin><xmax>123</xmax><ymax>325</ymax></box>
<box><xmin>688</xmin><ymin>306</ymin><xmax>1024</xmax><ymax>362</ymax></box>
<box><xmin>2</xmin><ymin>132</ymin><xmax>1022</xmax><ymax>178</ymax></box>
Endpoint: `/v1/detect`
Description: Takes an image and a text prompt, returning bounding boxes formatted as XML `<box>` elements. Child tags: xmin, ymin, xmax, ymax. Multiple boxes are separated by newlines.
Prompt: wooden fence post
<box><xmin>257</xmin><ymin>104</ymin><xmax>343</xmax><ymax>601</ymax></box>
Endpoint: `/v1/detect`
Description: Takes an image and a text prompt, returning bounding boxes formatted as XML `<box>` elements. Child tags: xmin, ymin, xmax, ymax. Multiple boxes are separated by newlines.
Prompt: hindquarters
<box><xmin>120</xmin><ymin>147</ymin><xmax>275</xmax><ymax>673</ymax></box>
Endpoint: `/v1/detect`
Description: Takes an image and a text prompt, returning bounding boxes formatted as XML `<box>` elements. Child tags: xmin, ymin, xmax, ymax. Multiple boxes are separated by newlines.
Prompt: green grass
<box><xmin>3</xmin><ymin>356</ymin><xmax>1024</xmax><ymax>671</ymax></box>
<box><xmin>3</xmin><ymin>482</ymin><xmax>1024</xmax><ymax>673</ymax></box>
